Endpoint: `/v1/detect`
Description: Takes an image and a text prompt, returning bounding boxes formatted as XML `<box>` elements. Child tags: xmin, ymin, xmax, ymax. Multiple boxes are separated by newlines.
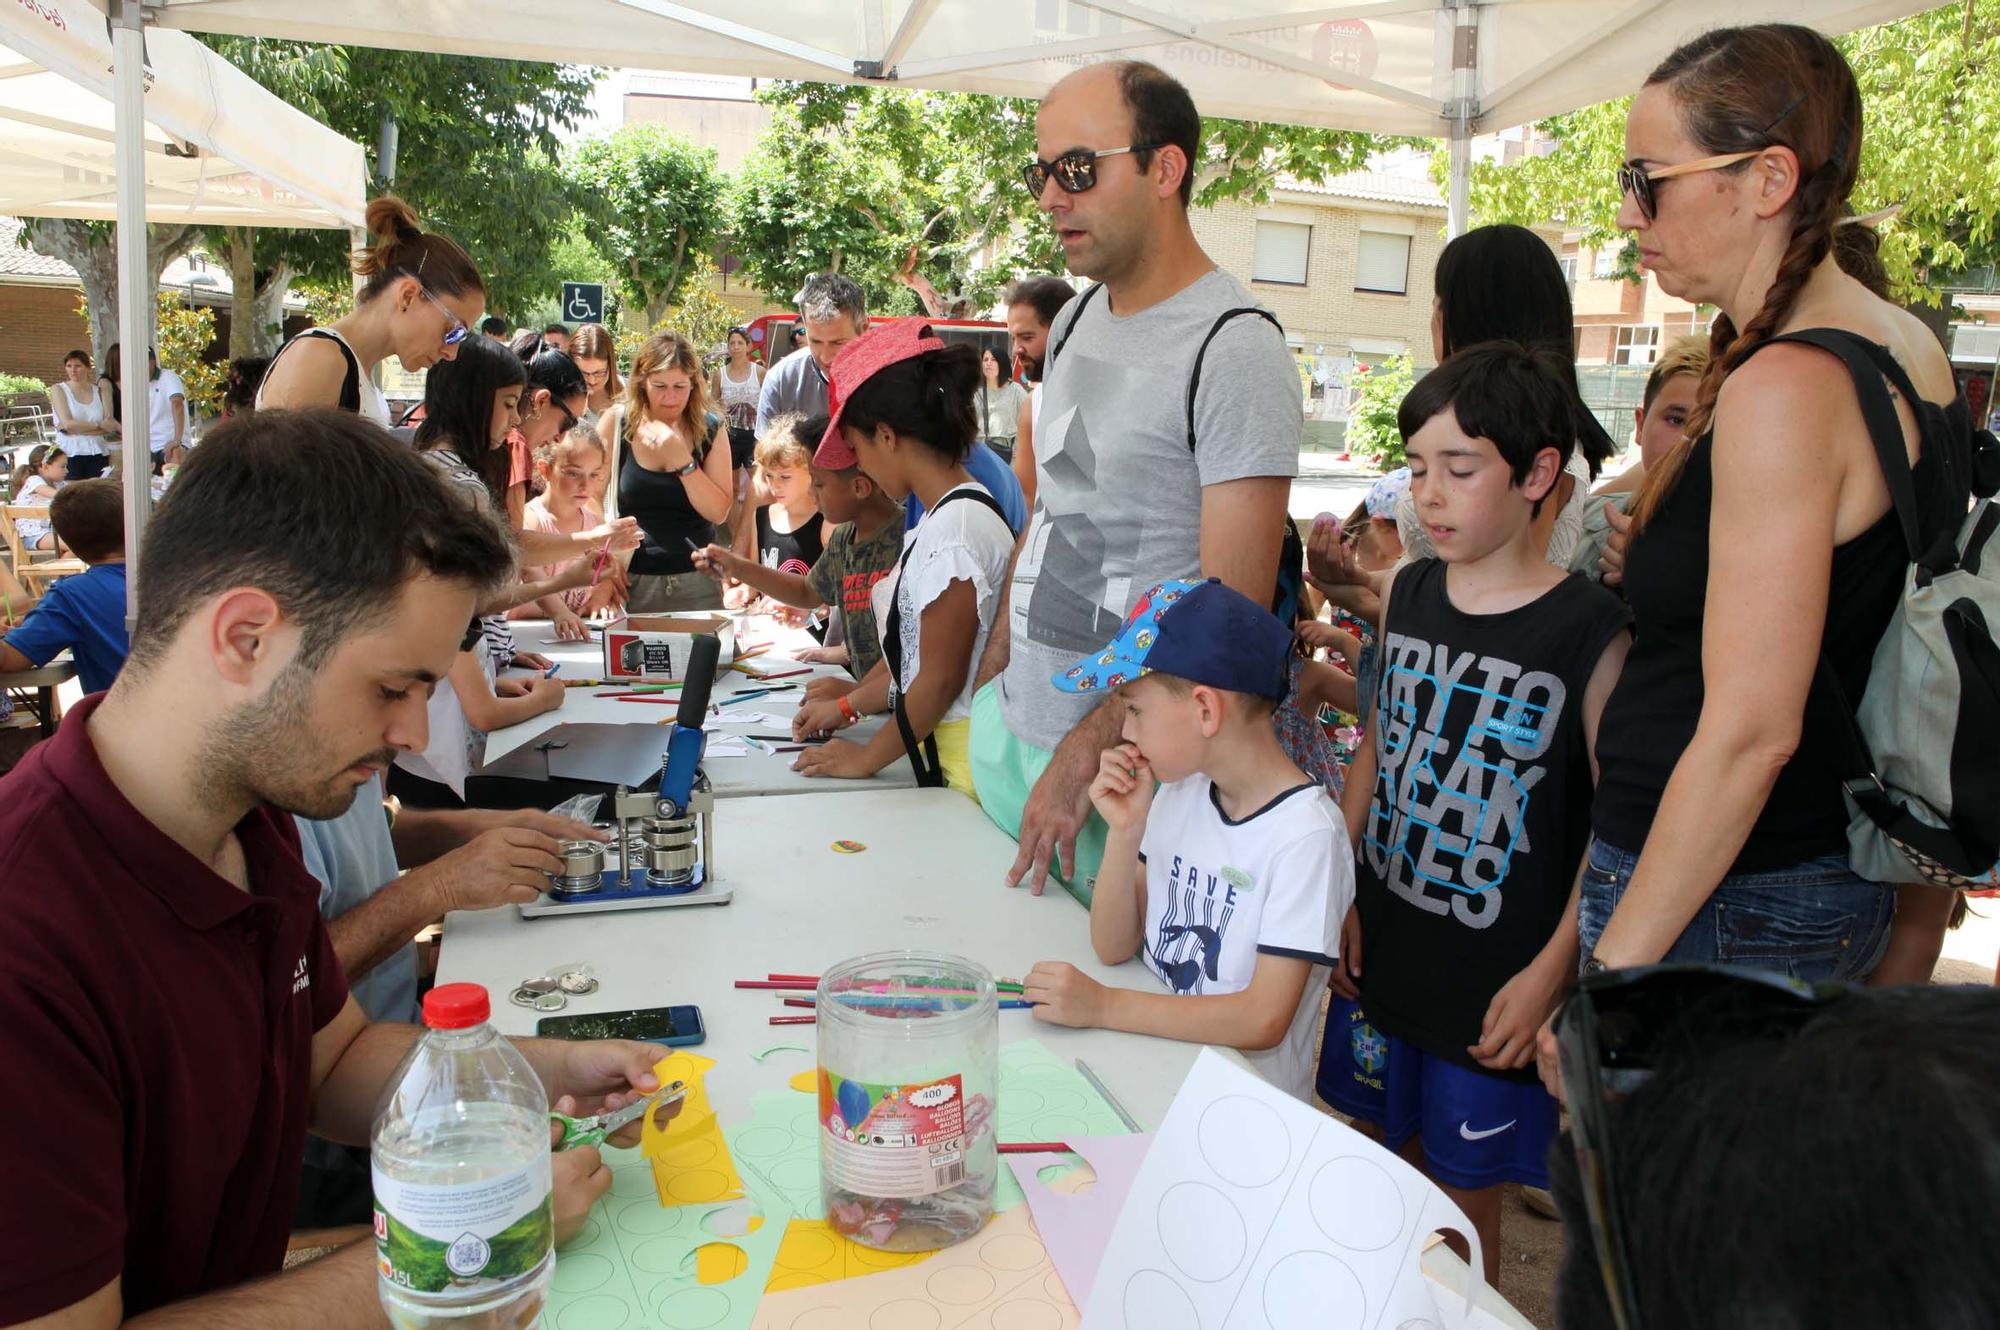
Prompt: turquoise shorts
<box><xmin>968</xmin><ymin>681</ymin><xmax>1108</xmax><ymax>908</ymax></box>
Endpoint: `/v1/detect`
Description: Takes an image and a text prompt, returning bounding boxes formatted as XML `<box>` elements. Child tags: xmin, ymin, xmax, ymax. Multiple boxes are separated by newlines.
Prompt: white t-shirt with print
<box><xmin>870</xmin><ymin>482</ymin><xmax>1014</xmax><ymax>725</ymax></box>
<box><xmin>1137</xmin><ymin>774</ymin><xmax>1354</xmax><ymax>1100</ymax></box>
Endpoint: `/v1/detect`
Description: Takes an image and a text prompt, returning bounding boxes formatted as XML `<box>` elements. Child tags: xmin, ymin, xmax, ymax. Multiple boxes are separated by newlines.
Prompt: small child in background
<box><xmin>9</xmin><ymin>445</ymin><xmax>67</xmax><ymax>549</ymax></box>
<box><xmin>1024</xmin><ymin>578</ymin><xmax>1353</xmax><ymax>1102</ymax></box>
<box><xmin>0</xmin><ymin>480</ymin><xmax>130</xmax><ymax>693</ymax></box>
<box><xmin>693</xmin><ymin>415</ymin><xmax>903</xmax><ymax>682</ymax></box>
<box><xmin>512</xmin><ymin>427</ymin><xmax>617</xmax><ymax>635</ymax></box>
<box><xmin>1319</xmin><ymin>343</ymin><xmax>1631</xmax><ymax>1286</ymax></box>
<box><xmin>728</xmin><ymin>417</ymin><xmax>824</xmax><ymax>620</ymax></box>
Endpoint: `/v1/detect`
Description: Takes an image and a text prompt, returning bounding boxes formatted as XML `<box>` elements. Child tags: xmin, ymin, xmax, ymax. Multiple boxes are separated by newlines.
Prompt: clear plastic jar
<box><xmin>816</xmin><ymin>950</ymin><xmax>997</xmax><ymax>1251</ymax></box>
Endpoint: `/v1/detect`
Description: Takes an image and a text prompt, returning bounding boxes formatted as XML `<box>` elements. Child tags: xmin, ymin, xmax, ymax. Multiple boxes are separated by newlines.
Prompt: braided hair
<box><xmin>1630</xmin><ymin>24</ymin><xmax>1861</xmax><ymax>530</ymax></box>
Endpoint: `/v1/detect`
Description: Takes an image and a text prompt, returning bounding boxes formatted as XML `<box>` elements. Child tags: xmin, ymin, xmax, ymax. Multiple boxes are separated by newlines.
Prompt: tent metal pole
<box><xmin>1445</xmin><ymin>0</ymin><xmax>1480</xmax><ymax>238</ymax></box>
<box><xmin>111</xmin><ymin>0</ymin><xmax>150</xmax><ymax>631</ymax></box>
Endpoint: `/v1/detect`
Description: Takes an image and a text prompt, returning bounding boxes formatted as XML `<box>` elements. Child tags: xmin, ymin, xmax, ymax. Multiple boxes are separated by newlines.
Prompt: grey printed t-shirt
<box><xmin>996</xmin><ymin>267</ymin><xmax>1302</xmax><ymax>751</ymax></box>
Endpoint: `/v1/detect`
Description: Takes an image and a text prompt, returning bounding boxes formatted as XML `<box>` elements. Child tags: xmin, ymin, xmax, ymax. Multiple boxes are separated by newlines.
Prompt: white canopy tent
<box><xmin>1</xmin><ymin>0</ymin><xmax>365</xmax><ymax>617</ymax></box>
<box><xmin>0</xmin><ymin>3</ymin><xmax>365</xmax><ymax>227</ymax></box>
<box><xmin>146</xmin><ymin>0</ymin><xmax>1926</xmax><ymax>232</ymax></box>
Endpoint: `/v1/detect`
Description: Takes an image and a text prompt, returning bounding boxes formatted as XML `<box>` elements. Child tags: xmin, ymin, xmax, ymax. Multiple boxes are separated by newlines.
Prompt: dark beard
<box><xmin>198</xmin><ymin>660</ymin><xmax>396</xmax><ymax>821</ymax></box>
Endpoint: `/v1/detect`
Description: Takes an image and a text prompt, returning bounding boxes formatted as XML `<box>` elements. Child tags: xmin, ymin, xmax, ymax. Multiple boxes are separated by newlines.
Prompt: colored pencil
<box><xmin>783</xmin><ymin>997</ymin><xmax>817</xmax><ymax>1009</ymax></box>
<box><xmin>739</xmin><ymin>978</ymin><xmax>1026</xmax><ymax>995</ymax></box>
<box><xmin>737</xmin><ymin>980</ymin><xmax>817</xmax><ymax>990</ymax></box>
<box><xmin>999</xmin><ymin>1000</ymin><xmax>1036</xmax><ymax>1010</ymax></box>
<box><xmin>1074</xmin><ymin>1059</ymin><xmax>1142</xmax><ymax>1133</ymax></box>
<box><xmin>768</xmin><ymin>973</ymin><xmax>818</xmax><ymax>983</ymax></box>
<box><xmin>615</xmin><ymin>696</ymin><xmax>683</xmax><ymax>706</ymax></box>
<box><xmin>742</xmin><ymin>667</ymin><xmax>812</xmax><ymax>681</ymax></box>
<box><xmin>586</xmin><ymin>538</ymin><xmax>611</xmax><ymax>591</ymax></box>
<box><xmin>997</xmin><ymin>1142</ymin><xmax>1072</xmax><ymax>1155</ymax></box>
<box><xmin>564</xmin><ymin>678</ymin><xmax>613</xmax><ymax>688</ymax></box>
<box><xmin>543</xmin><ymin>661</ymin><xmax>562</xmax><ymax>678</ymax></box>
<box><xmin>769</xmin><ymin>1015</ymin><xmax>816</xmax><ymax>1026</ymax></box>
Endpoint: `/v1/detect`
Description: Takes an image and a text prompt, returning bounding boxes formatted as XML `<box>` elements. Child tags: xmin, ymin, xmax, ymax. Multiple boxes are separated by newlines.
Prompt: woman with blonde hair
<box><xmin>569</xmin><ymin>322</ymin><xmax>622</xmax><ymax>427</ymax></box>
<box><xmin>257</xmin><ymin>196</ymin><xmax>484</xmax><ymax>422</ymax></box>
<box><xmin>594</xmin><ymin>330</ymin><xmax>732</xmax><ymax>611</ymax></box>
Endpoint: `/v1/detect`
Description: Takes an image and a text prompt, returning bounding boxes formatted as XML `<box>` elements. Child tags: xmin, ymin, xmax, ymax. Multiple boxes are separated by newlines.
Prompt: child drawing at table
<box><xmin>0</xmin><ymin>479</ymin><xmax>130</xmax><ymax>694</ymax></box>
<box><xmin>693</xmin><ymin>415</ymin><xmax>904</xmax><ymax>682</ymax></box>
<box><xmin>785</xmin><ymin>320</ymin><xmax>1013</xmax><ymax>796</ymax></box>
<box><xmin>510</xmin><ymin>426</ymin><xmax>623</xmax><ymax>633</ymax></box>
<box><xmin>1023</xmin><ymin>578</ymin><xmax>1353</xmax><ymax>1102</ymax></box>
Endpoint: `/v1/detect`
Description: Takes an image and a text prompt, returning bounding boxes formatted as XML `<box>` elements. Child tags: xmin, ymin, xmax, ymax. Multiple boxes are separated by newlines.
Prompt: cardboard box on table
<box><xmin>602</xmin><ymin>613</ymin><xmax>736</xmax><ymax>681</ymax></box>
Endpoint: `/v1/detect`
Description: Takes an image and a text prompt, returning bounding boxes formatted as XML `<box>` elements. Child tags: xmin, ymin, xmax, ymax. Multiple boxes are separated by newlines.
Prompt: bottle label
<box><xmin>371</xmin><ymin>1158</ymin><xmax>553</xmax><ymax>1295</ymax></box>
<box><xmin>820</xmin><ymin>1069</ymin><xmax>967</xmax><ymax>1198</ymax></box>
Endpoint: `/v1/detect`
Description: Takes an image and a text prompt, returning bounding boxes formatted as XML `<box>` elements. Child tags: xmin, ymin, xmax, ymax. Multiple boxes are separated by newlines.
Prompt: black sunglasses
<box><xmin>1617</xmin><ymin>93</ymin><xmax>1806</xmax><ymax>222</ymax></box>
<box><xmin>1021</xmin><ymin>142</ymin><xmax>1166</xmax><ymax>197</ymax></box>
<box><xmin>1557</xmin><ymin>963</ymin><xmax>1854</xmax><ymax>1330</ymax></box>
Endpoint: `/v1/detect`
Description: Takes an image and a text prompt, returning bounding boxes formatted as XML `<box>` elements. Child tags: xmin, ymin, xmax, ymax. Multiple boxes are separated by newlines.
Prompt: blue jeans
<box><xmin>1577</xmin><ymin>838</ymin><xmax>1895</xmax><ymax>982</ymax></box>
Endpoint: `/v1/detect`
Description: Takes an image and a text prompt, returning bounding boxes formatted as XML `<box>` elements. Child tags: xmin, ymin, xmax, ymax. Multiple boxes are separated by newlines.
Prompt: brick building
<box><xmin>0</xmin><ymin>245</ymin><xmax>93</xmax><ymax>383</ymax></box>
<box><xmin>1188</xmin><ymin>171</ymin><xmax>1452</xmax><ymax>445</ymax></box>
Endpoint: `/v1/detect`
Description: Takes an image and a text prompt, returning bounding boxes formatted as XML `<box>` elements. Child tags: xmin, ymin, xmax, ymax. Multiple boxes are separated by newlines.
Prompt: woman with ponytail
<box><xmin>257</xmin><ymin>196</ymin><xmax>485</xmax><ymax>422</ymax></box>
<box><xmin>1576</xmin><ymin>25</ymin><xmax>1970</xmax><ymax>985</ymax></box>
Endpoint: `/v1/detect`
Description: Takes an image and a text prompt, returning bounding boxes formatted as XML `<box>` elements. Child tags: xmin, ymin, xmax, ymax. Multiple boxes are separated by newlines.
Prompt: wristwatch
<box><xmin>675</xmin><ymin>459</ymin><xmax>699</xmax><ymax>477</ymax></box>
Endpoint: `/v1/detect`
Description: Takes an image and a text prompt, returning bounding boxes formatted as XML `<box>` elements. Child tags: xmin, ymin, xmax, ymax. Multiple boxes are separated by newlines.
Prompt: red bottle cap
<box><xmin>423</xmin><ymin>982</ymin><xmax>491</xmax><ymax>1030</ymax></box>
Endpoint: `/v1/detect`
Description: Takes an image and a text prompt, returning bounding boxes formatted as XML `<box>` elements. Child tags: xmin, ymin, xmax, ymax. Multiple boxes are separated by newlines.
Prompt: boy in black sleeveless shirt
<box><xmin>1317</xmin><ymin>343</ymin><xmax>1631</xmax><ymax>1283</ymax></box>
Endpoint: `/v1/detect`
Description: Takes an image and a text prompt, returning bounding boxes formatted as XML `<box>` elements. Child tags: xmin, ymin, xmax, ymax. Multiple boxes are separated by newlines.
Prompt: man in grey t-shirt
<box><xmin>756</xmin><ymin>274</ymin><xmax>867</xmax><ymax>436</ymax></box>
<box><xmin>970</xmin><ymin>60</ymin><xmax>1300</xmax><ymax>904</ymax></box>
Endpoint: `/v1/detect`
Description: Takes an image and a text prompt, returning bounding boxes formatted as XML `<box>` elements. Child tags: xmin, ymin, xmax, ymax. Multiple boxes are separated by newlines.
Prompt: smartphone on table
<box><xmin>537</xmin><ymin>1004</ymin><xmax>706</xmax><ymax>1046</ymax></box>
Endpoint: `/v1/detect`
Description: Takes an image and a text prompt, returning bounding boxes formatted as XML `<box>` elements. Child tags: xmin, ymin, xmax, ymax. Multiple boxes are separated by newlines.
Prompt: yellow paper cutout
<box><xmin>696</xmin><ymin>1240</ymin><xmax>752</xmax><ymax>1283</ymax></box>
<box><xmin>749</xmin><ymin>1206</ymin><xmax>1075</xmax><ymax>1329</ymax></box>
<box><xmin>763</xmin><ymin>1218</ymin><xmax>931</xmax><ymax>1292</ymax></box>
<box><xmin>787</xmin><ymin>1069</ymin><xmax>818</xmax><ymax>1094</ymax></box>
<box><xmin>640</xmin><ymin>1050</ymin><xmax>746</xmax><ymax>1207</ymax></box>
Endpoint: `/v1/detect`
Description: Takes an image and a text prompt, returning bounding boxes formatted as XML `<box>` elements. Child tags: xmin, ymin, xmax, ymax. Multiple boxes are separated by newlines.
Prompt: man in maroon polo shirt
<box><xmin>0</xmin><ymin>412</ymin><xmax>670</xmax><ymax>1329</ymax></box>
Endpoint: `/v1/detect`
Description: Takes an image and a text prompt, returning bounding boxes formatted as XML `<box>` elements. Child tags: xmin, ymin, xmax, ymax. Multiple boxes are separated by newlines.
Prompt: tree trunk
<box><xmin>20</xmin><ymin>218</ymin><xmax>198</xmax><ymax>362</ymax></box>
<box><xmin>226</xmin><ymin>227</ymin><xmax>257</xmax><ymax>359</ymax></box>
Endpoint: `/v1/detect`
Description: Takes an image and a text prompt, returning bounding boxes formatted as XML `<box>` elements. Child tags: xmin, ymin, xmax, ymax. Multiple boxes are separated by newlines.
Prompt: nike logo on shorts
<box><xmin>1458</xmin><ymin>1119</ymin><xmax>1517</xmax><ymax>1141</ymax></box>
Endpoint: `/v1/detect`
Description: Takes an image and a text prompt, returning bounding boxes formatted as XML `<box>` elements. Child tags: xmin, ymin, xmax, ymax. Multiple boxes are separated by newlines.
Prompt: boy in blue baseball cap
<box><xmin>1022</xmin><ymin>577</ymin><xmax>1353</xmax><ymax>1101</ymax></box>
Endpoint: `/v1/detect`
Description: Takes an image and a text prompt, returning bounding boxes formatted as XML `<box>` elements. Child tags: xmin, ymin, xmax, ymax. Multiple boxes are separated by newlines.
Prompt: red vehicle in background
<box><xmin>743</xmin><ymin>313</ymin><xmax>1010</xmax><ymax>369</ymax></box>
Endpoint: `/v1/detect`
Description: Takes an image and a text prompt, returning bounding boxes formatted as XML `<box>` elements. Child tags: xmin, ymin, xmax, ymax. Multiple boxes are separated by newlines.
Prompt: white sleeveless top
<box><xmin>54</xmin><ymin>382</ymin><xmax>106</xmax><ymax>457</ymax></box>
<box><xmin>257</xmin><ymin>326</ymin><xmax>390</xmax><ymax>426</ymax></box>
<box><xmin>718</xmin><ymin>361</ymin><xmax>762</xmax><ymax>432</ymax></box>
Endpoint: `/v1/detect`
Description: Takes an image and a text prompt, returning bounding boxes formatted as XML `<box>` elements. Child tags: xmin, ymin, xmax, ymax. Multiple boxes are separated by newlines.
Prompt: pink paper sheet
<box><xmin>1006</xmin><ymin>1134</ymin><xmax>1155</xmax><ymax>1306</ymax></box>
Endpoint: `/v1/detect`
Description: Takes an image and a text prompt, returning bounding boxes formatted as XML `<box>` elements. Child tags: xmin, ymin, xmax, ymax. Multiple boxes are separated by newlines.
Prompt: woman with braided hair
<box><xmin>1572</xmin><ymin>24</ymin><xmax>1972</xmax><ymax>985</ymax></box>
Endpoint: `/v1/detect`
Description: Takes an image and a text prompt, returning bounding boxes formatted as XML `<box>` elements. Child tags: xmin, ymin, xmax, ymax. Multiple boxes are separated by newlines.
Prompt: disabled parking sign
<box><xmin>561</xmin><ymin>282</ymin><xmax>605</xmax><ymax>324</ymax></box>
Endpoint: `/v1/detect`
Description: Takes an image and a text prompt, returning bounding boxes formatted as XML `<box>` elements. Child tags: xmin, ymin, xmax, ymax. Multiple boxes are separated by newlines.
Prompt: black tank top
<box><xmin>1594</xmin><ymin>333</ymin><xmax>1966</xmax><ymax>872</ymax></box>
<box><xmin>1358</xmin><ymin>559</ymin><xmax>1630</xmax><ymax>1071</ymax></box>
<box><xmin>753</xmin><ymin>505</ymin><xmax>824</xmax><ymax>577</ymax></box>
<box><xmin>619</xmin><ymin>408</ymin><xmax>718</xmax><ymax>576</ymax></box>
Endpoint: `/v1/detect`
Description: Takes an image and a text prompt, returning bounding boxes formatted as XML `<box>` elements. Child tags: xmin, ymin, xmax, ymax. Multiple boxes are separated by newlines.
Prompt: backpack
<box><xmin>1782</xmin><ymin>329</ymin><xmax>2000</xmax><ymax>889</ymax></box>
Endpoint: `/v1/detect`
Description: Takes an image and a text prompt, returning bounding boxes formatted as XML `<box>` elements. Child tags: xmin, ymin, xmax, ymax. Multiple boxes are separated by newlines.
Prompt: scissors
<box><xmin>551</xmin><ymin>1079</ymin><xmax>688</xmax><ymax>1151</ymax></box>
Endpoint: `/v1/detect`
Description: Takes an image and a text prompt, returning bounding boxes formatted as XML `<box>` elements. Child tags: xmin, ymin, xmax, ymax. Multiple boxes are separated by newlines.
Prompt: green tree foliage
<box><xmin>1345</xmin><ymin>354</ymin><xmax>1414</xmax><ymax>469</ymax></box>
<box><xmin>567</xmin><ymin>126</ymin><xmax>727</xmax><ymax>325</ymax></box>
<box><xmin>1463</xmin><ymin>2</ymin><xmax>2000</xmax><ymax>302</ymax></box>
<box><xmin>195</xmin><ymin>39</ymin><xmax>599</xmax><ymax>339</ymax></box>
<box><xmin>725</xmin><ymin>82</ymin><xmax>1394</xmax><ymax>316</ymax></box>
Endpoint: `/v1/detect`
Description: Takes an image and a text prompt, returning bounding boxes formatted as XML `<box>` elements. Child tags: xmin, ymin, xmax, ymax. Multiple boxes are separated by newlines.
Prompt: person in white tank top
<box><xmin>49</xmin><ymin>351</ymin><xmax>113</xmax><ymax>480</ymax></box>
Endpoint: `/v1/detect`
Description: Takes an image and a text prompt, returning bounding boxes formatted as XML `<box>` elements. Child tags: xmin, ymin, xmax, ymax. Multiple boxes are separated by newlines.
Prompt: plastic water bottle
<box><xmin>372</xmin><ymin>983</ymin><xmax>554</xmax><ymax>1329</ymax></box>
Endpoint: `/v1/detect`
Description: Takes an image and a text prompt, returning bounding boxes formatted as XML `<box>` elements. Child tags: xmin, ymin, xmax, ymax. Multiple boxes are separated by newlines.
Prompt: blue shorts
<box><xmin>1316</xmin><ymin>998</ymin><xmax>1558</xmax><ymax>1191</ymax></box>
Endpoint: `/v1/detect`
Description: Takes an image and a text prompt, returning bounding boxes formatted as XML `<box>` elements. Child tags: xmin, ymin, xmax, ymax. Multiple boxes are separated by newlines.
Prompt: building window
<box><xmin>1355</xmin><ymin>231</ymin><xmax>1410</xmax><ymax>295</ymax></box>
<box><xmin>1252</xmin><ymin>220</ymin><xmax>1311</xmax><ymax>286</ymax></box>
<box><xmin>1559</xmin><ymin>254</ymin><xmax>1578</xmax><ymax>286</ymax></box>
<box><xmin>1614</xmin><ymin>325</ymin><xmax>1660</xmax><ymax>366</ymax></box>
<box><xmin>1593</xmin><ymin>246</ymin><xmax>1619</xmax><ymax>278</ymax></box>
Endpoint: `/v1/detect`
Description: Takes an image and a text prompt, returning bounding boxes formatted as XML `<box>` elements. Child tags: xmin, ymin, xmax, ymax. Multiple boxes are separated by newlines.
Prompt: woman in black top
<box><xmin>594</xmin><ymin>330</ymin><xmax>731</xmax><ymax>612</ymax></box>
<box><xmin>1580</xmin><ymin>25</ymin><xmax>1968</xmax><ymax>986</ymax></box>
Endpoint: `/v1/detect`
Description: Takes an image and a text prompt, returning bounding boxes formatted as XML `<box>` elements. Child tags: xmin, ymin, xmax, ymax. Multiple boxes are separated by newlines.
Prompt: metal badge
<box><xmin>558</xmin><ymin>971</ymin><xmax>599</xmax><ymax>995</ymax></box>
<box><xmin>518</xmin><ymin>976</ymin><xmax>561</xmax><ymax>995</ymax></box>
<box><xmin>535</xmin><ymin>991</ymin><xmax>569</xmax><ymax>1011</ymax></box>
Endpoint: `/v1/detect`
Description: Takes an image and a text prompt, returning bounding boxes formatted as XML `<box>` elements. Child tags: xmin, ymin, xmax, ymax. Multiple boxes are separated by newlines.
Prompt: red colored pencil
<box><xmin>745</xmin><ymin>667</ymin><xmax>813</xmax><ymax>681</ymax></box>
<box><xmin>736</xmin><ymin>979</ymin><xmax>818</xmax><ymax>990</ymax></box>
<box><xmin>769</xmin><ymin>1015</ymin><xmax>816</xmax><ymax>1026</ymax></box>
<box><xmin>768</xmin><ymin>973</ymin><xmax>818</xmax><ymax>983</ymax></box>
<box><xmin>998</xmin><ymin>1142</ymin><xmax>1073</xmax><ymax>1155</ymax></box>
<box><xmin>614</xmin><ymin>696</ymin><xmax>684</xmax><ymax>705</ymax></box>
<box><xmin>782</xmin><ymin>997</ymin><xmax>816</xmax><ymax>1009</ymax></box>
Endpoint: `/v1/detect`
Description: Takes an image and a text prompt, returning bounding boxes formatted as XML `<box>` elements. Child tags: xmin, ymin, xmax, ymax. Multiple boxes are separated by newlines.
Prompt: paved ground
<box><xmin>1288</xmin><ymin>449</ymin><xmax>1384</xmax><ymax>524</ymax></box>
